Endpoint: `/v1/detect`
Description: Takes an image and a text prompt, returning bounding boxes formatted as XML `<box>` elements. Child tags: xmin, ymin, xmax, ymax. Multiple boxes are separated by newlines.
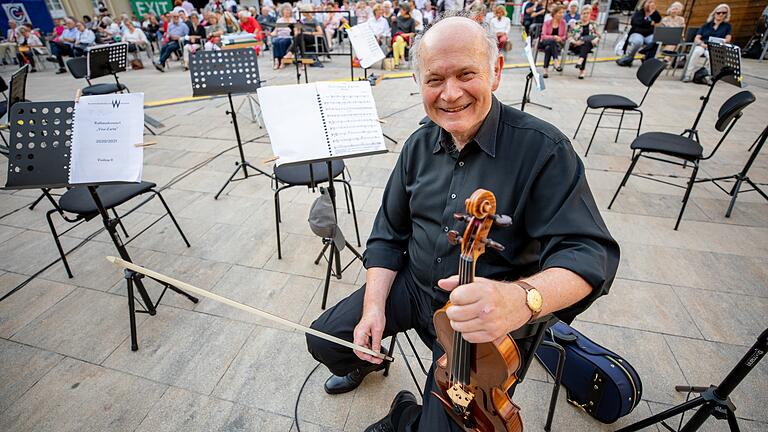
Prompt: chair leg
<box><xmin>274</xmin><ymin>189</ymin><xmax>283</xmax><ymax>259</ymax></box>
<box><xmin>112</xmin><ymin>208</ymin><xmax>130</xmax><ymax>238</ymax></box>
<box><xmin>46</xmin><ymin>209</ymin><xmax>73</xmax><ymax>278</ymax></box>
<box><xmin>573</xmin><ymin>106</ymin><xmax>588</xmax><ymax>139</ymax></box>
<box><xmin>542</xmin><ymin>339</ymin><xmax>566</xmax><ymax>432</ymax></box>
<box><xmin>341</xmin><ymin>170</ymin><xmax>351</xmax><ymax>214</ymax></box>
<box><xmin>338</xmin><ymin>179</ymin><xmax>361</xmax><ymax>247</ymax></box>
<box><xmin>584</xmin><ymin>109</ymin><xmax>605</xmax><ymax>157</ymax></box>
<box><xmin>153</xmin><ymin>190</ymin><xmax>190</xmax><ymax>247</ymax></box>
<box><xmin>636</xmin><ymin>109</ymin><xmax>644</xmax><ymax>138</ymax></box>
<box><xmin>615</xmin><ymin>110</ymin><xmax>625</xmax><ymax>142</ymax></box>
<box><xmin>674</xmin><ymin>163</ymin><xmax>699</xmax><ymax>230</ymax></box>
<box><xmin>608</xmin><ymin>152</ymin><xmax>641</xmax><ymax>209</ymax></box>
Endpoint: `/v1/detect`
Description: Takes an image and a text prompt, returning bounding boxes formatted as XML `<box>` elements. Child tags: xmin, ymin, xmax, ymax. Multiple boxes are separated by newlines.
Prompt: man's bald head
<box><xmin>413</xmin><ymin>14</ymin><xmax>499</xmax><ymax>81</ymax></box>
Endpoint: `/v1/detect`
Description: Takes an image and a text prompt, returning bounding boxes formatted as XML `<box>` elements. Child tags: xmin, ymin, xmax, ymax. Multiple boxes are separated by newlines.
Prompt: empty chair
<box><xmin>66</xmin><ymin>57</ymin><xmax>128</xmax><ymax>96</ymax></box>
<box><xmin>608</xmin><ymin>90</ymin><xmax>756</xmax><ymax>230</ymax></box>
<box><xmin>573</xmin><ymin>58</ymin><xmax>667</xmax><ymax>156</ymax></box>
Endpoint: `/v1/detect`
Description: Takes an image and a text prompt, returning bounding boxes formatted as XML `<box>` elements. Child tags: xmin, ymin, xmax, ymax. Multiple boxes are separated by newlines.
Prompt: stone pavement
<box><xmin>1</xmin><ymin>35</ymin><xmax>767</xmax><ymax>432</ymax></box>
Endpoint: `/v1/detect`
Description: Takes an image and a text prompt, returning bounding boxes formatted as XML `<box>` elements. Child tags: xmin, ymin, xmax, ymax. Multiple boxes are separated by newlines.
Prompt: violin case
<box><xmin>535</xmin><ymin>321</ymin><xmax>643</xmax><ymax>424</ymax></box>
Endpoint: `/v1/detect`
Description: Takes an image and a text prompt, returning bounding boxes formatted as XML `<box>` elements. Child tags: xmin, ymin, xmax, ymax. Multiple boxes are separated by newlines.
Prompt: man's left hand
<box><xmin>437</xmin><ymin>275</ymin><xmax>531</xmax><ymax>343</ymax></box>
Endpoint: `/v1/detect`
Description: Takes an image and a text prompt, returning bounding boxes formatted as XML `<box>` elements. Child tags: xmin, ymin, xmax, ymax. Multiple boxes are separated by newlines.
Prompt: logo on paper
<box><xmin>111</xmin><ymin>100</ymin><xmax>121</xmax><ymax>108</ymax></box>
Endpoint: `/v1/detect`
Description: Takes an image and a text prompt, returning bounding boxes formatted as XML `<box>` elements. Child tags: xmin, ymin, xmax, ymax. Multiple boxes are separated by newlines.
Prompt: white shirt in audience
<box><xmin>123</xmin><ymin>27</ymin><xmax>148</xmax><ymax>44</ymax></box>
<box><xmin>368</xmin><ymin>15</ymin><xmax>390</xmax><ymax>38</ymax></box>
<box><xmin>411</xmin><ymin>8</ymin><xmax>424</xmax><ymax>31</ymax></box>
<box><xmin>414</xmin><ymin>0</ymin><xmax>427</xmax><ymax>10</ymax></box>
<box><xmin>488</xmin><ymin>15</ymin><xmax>511</xmax><ymax>35</ymax></box>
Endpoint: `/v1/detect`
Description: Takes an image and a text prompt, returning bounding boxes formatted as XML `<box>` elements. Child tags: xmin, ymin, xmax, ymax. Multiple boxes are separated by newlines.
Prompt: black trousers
<box><xmin>306</xmin><ymin>272</ymin><xmax>536</xmax><ymax>432</ymax></box>
<box><xmin>571</xmin><ymin>40</ymin><xmax>594</xmax><ymax>69</ymax></box>
<box><xmin>540</xmin><ymin>39</ymin><xmax>561</xmax><ymax>68</ymax></box>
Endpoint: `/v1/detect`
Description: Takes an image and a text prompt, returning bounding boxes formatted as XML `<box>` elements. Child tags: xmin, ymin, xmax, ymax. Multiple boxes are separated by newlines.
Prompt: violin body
<box><xmin>433</xmin><ymin>304</ymin><xmax>524</xmax><ymax>432</ymax></box>
<box><xmin>431</xmin><ymin>189</ymin><xmax>523</xmax><ymax>432</ymax></box>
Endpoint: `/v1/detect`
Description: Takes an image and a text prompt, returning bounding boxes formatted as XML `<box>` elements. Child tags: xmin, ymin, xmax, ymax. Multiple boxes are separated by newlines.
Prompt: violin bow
<box><xmin>105</xmin><ymin>256</ymin><xmax>394</xmax><ymax>362</ymax></box>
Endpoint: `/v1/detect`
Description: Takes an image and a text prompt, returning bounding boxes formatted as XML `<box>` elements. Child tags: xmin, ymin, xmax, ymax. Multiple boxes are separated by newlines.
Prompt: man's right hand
<box><xmin>353</xmin><ymin>309</ymin><xmax>386</xmax><ymax>364</ymax></box>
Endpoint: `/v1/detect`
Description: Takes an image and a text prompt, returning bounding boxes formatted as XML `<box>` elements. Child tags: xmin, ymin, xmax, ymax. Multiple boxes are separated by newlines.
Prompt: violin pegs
<box><xmin>493</xmin><ymin>214</ymin><xmax>512</xmax><ymax>228</ymax></box>
<box><xmin>453</xmin><ymin>213</ymin><xmax>468</xmax><ymax>222</ymax></box>
<box><xmin>447</xmin><ymin>230</ymin><xmax>462</xmax><ymax>245</ymax></box>
<box><xmin>484</xmin><ymin>238</ymin><xmax>505</xmax><ymax>252</ymax></box>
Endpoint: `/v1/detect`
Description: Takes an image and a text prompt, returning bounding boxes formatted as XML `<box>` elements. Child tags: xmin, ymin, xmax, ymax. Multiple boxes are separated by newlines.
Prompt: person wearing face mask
<box><xmin>616</xmin><ymin>0</ymin><xmax>661</xmax><ymax>67</ymax></box>
<box><xmin>683</xmin><ymin>4</ymin><xmax>732</xmax><ymax>82</ymax></box>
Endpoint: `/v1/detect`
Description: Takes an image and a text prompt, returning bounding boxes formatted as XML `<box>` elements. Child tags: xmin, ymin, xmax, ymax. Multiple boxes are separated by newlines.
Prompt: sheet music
<box><xmin>522</xmin><ymin>32</ymin><xmax>544</xmax><ymax>91</ymax></box>
<box><xmin>258</xmin><ymin>81</ymin><xmax>386</xmax><ymax>166</ymax></box>
<box><xmin>69</xmin><ymin>93</ymin><xmax>144</xmax><ymax>184</ymax></box>
<box><xmin>316</xmin><ymin>81</ymin><xmax>385</xmax><ymax>157</ymax></box>
<box><xmin>346</xmin><ymin>24</ymin><xmax>385</xmax><ymax>69</ymax></box>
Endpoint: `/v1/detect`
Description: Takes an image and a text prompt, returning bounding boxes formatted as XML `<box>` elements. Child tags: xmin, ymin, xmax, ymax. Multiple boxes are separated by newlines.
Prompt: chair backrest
<box><xmin>653</xmin><ymin>26</ymin><xmax>684</xmax><ymax>46</ymax></box>
<box><xmin>66</xmin><ymin>57</ymin><xmax>88</xmax><ymax>79</ymax></box>
<box><xmin>715</xmin><ymin>90</ymin><xmax>755</xmax><ymax>132</ymax></box>
<box><xmin>684</xmin><ymin>26</ymin><xmax>699</xmax><ymax>43</ymax></box>
<box><xmin>604</xmin><ymin>17</ymin><xmax>620</xmax><ymax>33</ymax></box>
<box><xmin>636</xmin><ymin>58</ymin><xmax>666</xmax><ymax>87</ymax></box>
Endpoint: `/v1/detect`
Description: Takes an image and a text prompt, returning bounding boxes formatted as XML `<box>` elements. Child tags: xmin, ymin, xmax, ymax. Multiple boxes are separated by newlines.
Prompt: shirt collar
<box><xmin>433</xmin><ymin>96</ymin><xmax>500</xmax><ymax>157</ymax></box>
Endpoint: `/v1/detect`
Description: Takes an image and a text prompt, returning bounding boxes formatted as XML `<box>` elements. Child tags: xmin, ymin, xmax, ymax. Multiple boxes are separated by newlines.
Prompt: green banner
<box><xmin>130</xmin><ymin>0</ymin><xmax>173</xmax><ymax>17</ymax></box>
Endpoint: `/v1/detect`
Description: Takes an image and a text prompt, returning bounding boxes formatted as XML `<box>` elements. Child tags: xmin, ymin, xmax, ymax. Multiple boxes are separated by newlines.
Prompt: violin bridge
<box><xmin>447</xmin><ymin>383</ymin><xmax>474</xmax><ymax>409</ymax></box>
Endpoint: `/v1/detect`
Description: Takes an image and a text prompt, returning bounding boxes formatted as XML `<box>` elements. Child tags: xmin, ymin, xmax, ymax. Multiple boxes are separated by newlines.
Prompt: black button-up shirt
<box><xmin>363</xmin><ymin>97</ymin><xmax>620</xmax><ymax>323</ymax></box>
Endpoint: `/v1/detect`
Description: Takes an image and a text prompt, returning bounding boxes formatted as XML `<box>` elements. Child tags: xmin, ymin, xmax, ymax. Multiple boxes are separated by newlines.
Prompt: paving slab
<box><xmin>0</xmin><ymin>338</ymin><xmax>63</xmax><ymax>413</ymax></box>
<box><xmin>0</xmin><ymin>272</ymin><xmax>75</xmax><ymax>338</ymax></box>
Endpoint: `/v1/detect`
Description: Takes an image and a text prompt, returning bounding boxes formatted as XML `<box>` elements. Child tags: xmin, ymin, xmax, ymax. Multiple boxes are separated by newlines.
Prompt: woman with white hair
<box><xmin>564</xmin><ymin>1</ymin><xmax>580</xmax><ymax>26</ymax></box>
<box><xmin>271</xmin><ymin>3</ymin><xmax>294</xmax><ymax>69</ymax></box>
<box><xmin>683</xmin><ymin>3</ymin><xmax>732</xmax><ymax>82</ymax></box>
<box><xmin>568</xmin><ymin>4</ymin><xmax>600</xmax><ymax>79</ymax></box>
<box><xmin>661</xmin><ymin>2</ymin><xmax>685</xmax><ymax>27</ymax></box>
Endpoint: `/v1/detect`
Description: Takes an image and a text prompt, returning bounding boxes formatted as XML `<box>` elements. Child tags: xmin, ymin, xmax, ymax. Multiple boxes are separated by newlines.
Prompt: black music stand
<box><xmin>682</xmin><ymin>41</ymin><xmax>742</xmax><ymax>142</ymax></box>
<box><xmin>617</xmin><ymin>328</ymin><xmax>767</xmax><ymax>432</ymax></box>
<box><xmin>3</xmin><ymin>100</ymin><xmax>198</xmax><ymax>351</ymax></box>
<box><xmin>189</xmin><ymin>48</ymin><xmax>268</xmax><ymax>199</ymax></box>
<box><xmin>509</xmin><ymin>34</ymin><xmax>552</xmax><ymax>112</ymax></box>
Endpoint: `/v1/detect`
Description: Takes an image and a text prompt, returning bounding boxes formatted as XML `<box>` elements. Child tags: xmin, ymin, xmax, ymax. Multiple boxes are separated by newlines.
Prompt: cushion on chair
<box><xmin>58</xmin><ymin>181</ymin><xmax>156</xmax><ymax>215</ymax></box>
<box><xmin>81</xmin><ymin>83</ymin><xmax>128</xmax><ymax>96</ymax></box>
<box><xmin>274</xmin><ymin>160</ymin><xmax>345</xmax><ymax>186</ymax></box>
<box><xmin>630</xmin><ymin>132</ymin><xmax>703</xmax><ymax>160</ymax></box>
<box><xmin>587</xmin><ymin>94</ymin><xmax>639</xmax><ymax>110</ymax></box>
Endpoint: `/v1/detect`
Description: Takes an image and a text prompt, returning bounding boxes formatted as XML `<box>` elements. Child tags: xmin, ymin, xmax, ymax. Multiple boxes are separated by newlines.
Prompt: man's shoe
<box><xmin>364</xmin><ymin>390</ymin><xmax>418</xmax><ymax>432</ymax></box>
<box><xmin>56</xmin><ymin>68</ymin><xmax>67</xmax><ymax>74</ymax></box>
<box><xmin>46</xmin><ymin>56</ymin><xmax>57</xmax><ymax>63</ymax></box>
<box><xmin>324</xmin><ymin>359</ymin><xmax>387</xmax><ymax>395</ymax></box>
<box><xmin>153</xmin><ymin>62</ymin><xmax>164</xmax><ymax>72</ymax></box>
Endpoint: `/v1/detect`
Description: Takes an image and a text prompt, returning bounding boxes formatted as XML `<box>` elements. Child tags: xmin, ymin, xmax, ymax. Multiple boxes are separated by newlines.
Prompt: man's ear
<box><xmin>491</xmin><ymin>55</ymin><xmax>503</xmax><ymax>91</ymax></box>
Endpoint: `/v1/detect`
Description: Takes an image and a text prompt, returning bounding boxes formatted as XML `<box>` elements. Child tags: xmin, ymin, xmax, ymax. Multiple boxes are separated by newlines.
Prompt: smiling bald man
<box><xmin>306</xmin><ymin>13</ymin><xmax>620</xmax><ymax>432</ymax></box>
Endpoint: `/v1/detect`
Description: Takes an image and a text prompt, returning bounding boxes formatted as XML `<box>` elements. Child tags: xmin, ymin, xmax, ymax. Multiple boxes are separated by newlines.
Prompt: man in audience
<box><xmin>154</xmin><ymin>12</ymin><xmax>189</xmax><ymax>72</ymax></box>
<box><xmin>0</xmin><ymin>21</ymin><xmax>18</xmax><ymax>66</ymax></box>
<box><xmin>48</xmin><ymin>18</ymin><xmax>80</xmax><ymax>74</ymax></box>
<box><xmin>73</xmin><ymin>21</ymin><xmax>96</xmax><ymax>57</ymax></box>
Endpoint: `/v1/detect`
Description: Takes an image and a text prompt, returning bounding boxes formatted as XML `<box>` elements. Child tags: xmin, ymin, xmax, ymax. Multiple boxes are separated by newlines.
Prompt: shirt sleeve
<box><xmin>523</xmin><ymin>139</ymin><xmax>620</xmax><ymax>323</ymax></box>
<box><xmin>363</xmin><ymin>145</ymin><xmax>412</xmax><ymax>271</ymax></box>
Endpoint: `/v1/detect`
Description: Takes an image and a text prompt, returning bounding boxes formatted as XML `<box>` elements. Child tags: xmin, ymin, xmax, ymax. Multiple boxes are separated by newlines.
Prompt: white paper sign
<box><xmin>346</xmin><ymin>24</ymin><xmax>385</xmax><ymax>69</ymax></box>
<box><xmin>69</xmin><ymin>93</ymin><xmax>144</xmax><ymax>184</ymax></box>
<box><xmin>522</xmin><ymin>32</ymin><xmax>544</xmax><ymax>92</ymax></box>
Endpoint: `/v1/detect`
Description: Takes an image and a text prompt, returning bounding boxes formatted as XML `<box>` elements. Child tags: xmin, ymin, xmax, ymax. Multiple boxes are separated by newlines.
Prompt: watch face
<box><xmin>527</xmin><ymin>289</ymin><xmax>543</xmax><ymax>313</ymax></box>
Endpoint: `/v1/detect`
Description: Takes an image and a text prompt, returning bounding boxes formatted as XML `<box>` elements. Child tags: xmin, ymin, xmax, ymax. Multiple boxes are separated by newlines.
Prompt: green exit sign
<box><xmin>130</xmin><ymin>0</ymin><xmax>173</xmax><ymax>17</ymax></box>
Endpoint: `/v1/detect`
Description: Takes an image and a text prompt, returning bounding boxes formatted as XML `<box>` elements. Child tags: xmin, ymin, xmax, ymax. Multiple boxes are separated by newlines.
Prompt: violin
<box><xmin>432</xmin><ymin>189</ymin><xmax>524</xmax><ymax>432</ymax></box>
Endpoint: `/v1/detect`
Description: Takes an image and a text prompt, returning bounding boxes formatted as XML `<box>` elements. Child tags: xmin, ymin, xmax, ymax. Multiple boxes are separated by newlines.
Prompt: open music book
<box><xmin>257</xmin><ymin>81</ymin><xmax>387</xmax><ymax>166</ymax></box>
<box><xmin>69</xmin><ymin>93</ymin><xmax>144</xmax><ymax>184</ymax></box>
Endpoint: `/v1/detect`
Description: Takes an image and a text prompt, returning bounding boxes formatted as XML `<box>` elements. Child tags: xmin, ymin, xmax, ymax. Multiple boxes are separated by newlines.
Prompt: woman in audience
<box><xmin>390</xmin><ymin>3</ymin><xmax>416</xmax><ymax>68</ymax></box>
<box><xmin>564</xmin><ymin>1</ymin><xmax>580</xmax><ymax>26</ymax></box>
<box><xmin>368</xmin><ymin>4</ymin><xmax>391</xmax><ymax>46</ymax></box>
<box><xmin>182</xmin><ymin>12</ymin><xmax>206</xmax><ymax>69</ymax></box>
<box><xmin>222</xmin><ymin>11</ymin><xmax>241</xmax><ymax>33</ymax></box>
<box><xmin>323</xmin><ymin>6</ymin><xmax>344</xmax><ymax>50</ymax></box>
<box><xmin>297</xmin><ymin>5</ymin><xmax>326</xmax><ymax>66</ymax></box>
<box><xmin>271</xmin><ymin>4</ymin><xmax>294</xmax><ymax>69</ymax></box>
<box><xmin>568</xmin><ymin>4</ymin><xmax>600</xmax><ymax>79</ymax></box>
<box><xmin>16</xmin><ymin>26</ymin><xmax>41</xmax><ymax>72</ymax></box>
<box><xmin>488</xmin><ymin>5</ymin><xmax>511</xmax><ymax>52</ymax></box>
<box><xmin>382</xmin><ymin>1</ymin><xmax>394</xmax><ymax>21</ymax></box>
<box><xmin>659</xmin><ymin>2</ymin><xmax>685</xmax><ymax>62</ymax></box>
<box><xmin>540</xmin><ymin>4</ymin><xmax>566</xmax><ymax>78</ymax></box>
<box><xmin>355</xmin><ymin>0</ymin><xmax>371</xmax><ymax>23</ymax></box>
<box><xmin>616</xmin><ymin>0</ymin><xmax>661</xmax><ymax>66</ymax></box>
<box><xmin>683</xmin><ymin>3</ymin><xmax>732</xmax><ymax>82</ymax></box>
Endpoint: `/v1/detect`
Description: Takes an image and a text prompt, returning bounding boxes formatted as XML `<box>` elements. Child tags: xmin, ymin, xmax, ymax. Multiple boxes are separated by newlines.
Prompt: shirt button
<box><xmin>436</xmin><ymin>257</ymin><xmax>442</xmax><ymax>263</ymax></box>
<box><xmin>443</xmin><ymin>226</ymin><xmax>449</xmax><ymax>232</ymax></box>
<box><xmin>458</xmin><ymin>161</ymin><xmax>465</xmax><ymax>167</ymax></box>
<box><xmin>451</xmin><ymin>193</ymin><xmax>457</xmax><ymax>199</ymax></box>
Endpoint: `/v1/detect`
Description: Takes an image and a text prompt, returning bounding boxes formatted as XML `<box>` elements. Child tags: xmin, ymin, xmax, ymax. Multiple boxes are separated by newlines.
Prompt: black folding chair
<box><xmin>652</xmin><ymin>26</ymin><xmax>686</xmax><ymax>67</ymax></box>
<box><xmin>66</xmin><ymin>56</ymin><xmax>129</xmax><ymax>96</ymax></box>
<box><xmin>573</xmin><ymin>58</ymin><xmax>667</xmax><ymax>157</ymax></box>
<box><xmin>272</xmin><ymin>160</ymin><xmax>360</xmax><ymax>259</ymax></box>
<box><xmin>608</xmin><ymin>90</ymin><xmax>756</xmax><ymax>230</ymax></box>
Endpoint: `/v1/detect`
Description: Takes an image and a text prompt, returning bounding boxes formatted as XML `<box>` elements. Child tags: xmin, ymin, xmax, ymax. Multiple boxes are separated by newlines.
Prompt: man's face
<box><xmin>171</xmin><ymin>14</ymin><xmax>179</xmax><ymax>23</ymax></box>
<box><xmin>419</xmin><ymin>21</ymin><xmax>501</xmax><ymax>138</ymax></box>
<box><xmin>66</xmin><ymin>19</ymin><xmax>75</xmax><ymax>29</ymax></box>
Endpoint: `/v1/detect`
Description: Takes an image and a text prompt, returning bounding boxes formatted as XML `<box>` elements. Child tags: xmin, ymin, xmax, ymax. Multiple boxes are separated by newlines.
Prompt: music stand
<box><xmin>682</xmin><ymin>41</ymin><xmax>742</xmax><ymax>142</ymax></box>
<box><xmin>509</xmin><ymin>32</ymin><xmax>552</xmax><ymax>112</ymax></box>
<box><xmin>3</xmin><ymin>101</ymin><xmax>198</xmax><ymax>351</ymax></box>
<box><xmin>189</xmin><ymin>48</ymin><xmax>268</xmax><ymax>199</ymax></box>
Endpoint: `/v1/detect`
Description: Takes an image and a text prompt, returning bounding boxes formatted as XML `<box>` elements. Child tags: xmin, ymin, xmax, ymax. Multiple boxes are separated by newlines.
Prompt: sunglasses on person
<box><xmin>715</xmin><ymin>11</ymin><xmax>727</xmax><ymax>15</ymax></box>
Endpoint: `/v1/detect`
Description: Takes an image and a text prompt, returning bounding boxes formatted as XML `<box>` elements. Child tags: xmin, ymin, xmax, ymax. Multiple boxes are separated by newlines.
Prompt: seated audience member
<box><xmin>368</xmin><ymin>4</ymin><xmax>391</xmax><ymax>46</ymax></box>
<box><xmin>568</xmin><ymin>5</ymin><xmax>600</xmax><ymax>79</ymax></box>
<box><xmin>323</xmin><ymin>6</ymin><xmax>344</xmax><ymax>50</ymax></box>
<box><xmin>564</xmin><ymin>0</ymin><xmax>580</xmax><ymax>26</ymax></box>
<box><xmin>182</xmin><ymin>13</ymin><xmax>207</xmax><ymax>68</ymax></box>
<box><xmin>355</xmin><ymin>0</ymin><xmax>371</xmax><ymax>23</ymax></box>
<box><xmin>390</xmin><ymin>3</ymin><xmax>416</xmax><ymax>68</ymax></box>
<box><xmin>488</xmin><ymin>5</ymin><xmax>511</xmax><ymax>52</ymax></box>
<box><xmin>16</xmin><ymin>26</ymin><xmax>41</xmax><ymax>72</ymax></box>
<box><xmin>48</xmin><ymin>18</ymin><xmax>80</xmax><ymax>74</ymax></box>
<box><xmin>239</xmin><ymin>10</ymin><xmax>265</xmax><ymax>45</ymax></box>
<box><xmin>0</xmin><ymin>21</ymin><xmax>18</xmax><ymax>66</ymax></box>
<box><xmin>51</xmin><ymin>18</ymin><xmax>65</xmax><ymax>42</ymax></box>
<box><xmin>659</xmin><ymin>2</ymin><xmax>685</xmax><ymax>61</ymax></box>
<box><xmin>468</xmin><ymin>2</ymin><xmax>487</xmax><ymax>25</ymax></box>
<box><xmin>297</xmin><ymin>5</ymin><xmax>327</xmax><ymax>67</ymax></box>
<box><xmin>73</xmin><ymin>22</ymin><xmax>96</xmax><ymax>57</ymax></box>
<box><xmin>422</xmin><ymin>2</ymin><xmax>436</xmax><ymax>25</ymax></box>
<box><xmin>182</xmin><ymin>0</ymin><xmax>196</xmax><ymax>16</ymax></box>
<box><xmin>271</xmin><ymin>3</ymin><xmax>295</xmax><ymax>69</ymax></box>
<box><xmin>154</xmin><ymin>12</ymin><xmax>189</xmax><ymax>72</ymax></box>
<box><xmin>382</xmin><ymin>1</ymin><xmax>394</xmax><ymax>20</ymax></box>
<box><xmin>409</xmin><ymin>0</ymin><xmax>425</xmax><ymax>31</ymax></box>
<box><xmin>617</xmin><ymin>0</ymin><xmax>661</xmax><ymax>66</ymax></box>
<box><xmin>222</xmin><ymin>11</ymin><xmax>241</xmax><ymax>33</ymax></box>
<box><xmin>540</xmin><ymin>4</ymin><xmax>566</xmax><ymax>77</ymax></box>
<box><xmin>123</xmin><ymin>19</ymin><xmax>151</xmax><ymax>61</ymax></box>
<box><xmin>144</xmin><ymin>14</ymin><xmax>162</xmax><ymax>48</ymax></box>
<box><xmin>522</xmin><ymin>0</ymin><xmax>545</xmax><ymax>34</ymax></box>
<box><xmin>260</xmin><ymin>6</ymin><xmax>277</xmax><ymax>23</ymax></box>
<box><xmin>683</xmin><ymin>3</ymin><xmax>732</xmax><ymax>82</ymax></box>
<box><xmin>207</xmin><ymin>13</ymin><xmax>227</xmax><ymax>38</ymax></box>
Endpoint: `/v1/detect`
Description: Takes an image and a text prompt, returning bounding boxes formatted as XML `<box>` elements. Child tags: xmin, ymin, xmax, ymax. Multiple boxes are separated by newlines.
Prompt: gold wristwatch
<box><xmin>515</xmin><ymin>280</ymin><xmax>543</xmax><ymax>321</ymax></box>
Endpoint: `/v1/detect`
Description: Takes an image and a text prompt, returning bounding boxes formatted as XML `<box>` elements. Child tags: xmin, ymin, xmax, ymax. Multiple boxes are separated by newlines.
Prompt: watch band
<box><xmin>515</xmin><ymin>280</ymin><xmax>542</xmax><ymax>322</ymax></box>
